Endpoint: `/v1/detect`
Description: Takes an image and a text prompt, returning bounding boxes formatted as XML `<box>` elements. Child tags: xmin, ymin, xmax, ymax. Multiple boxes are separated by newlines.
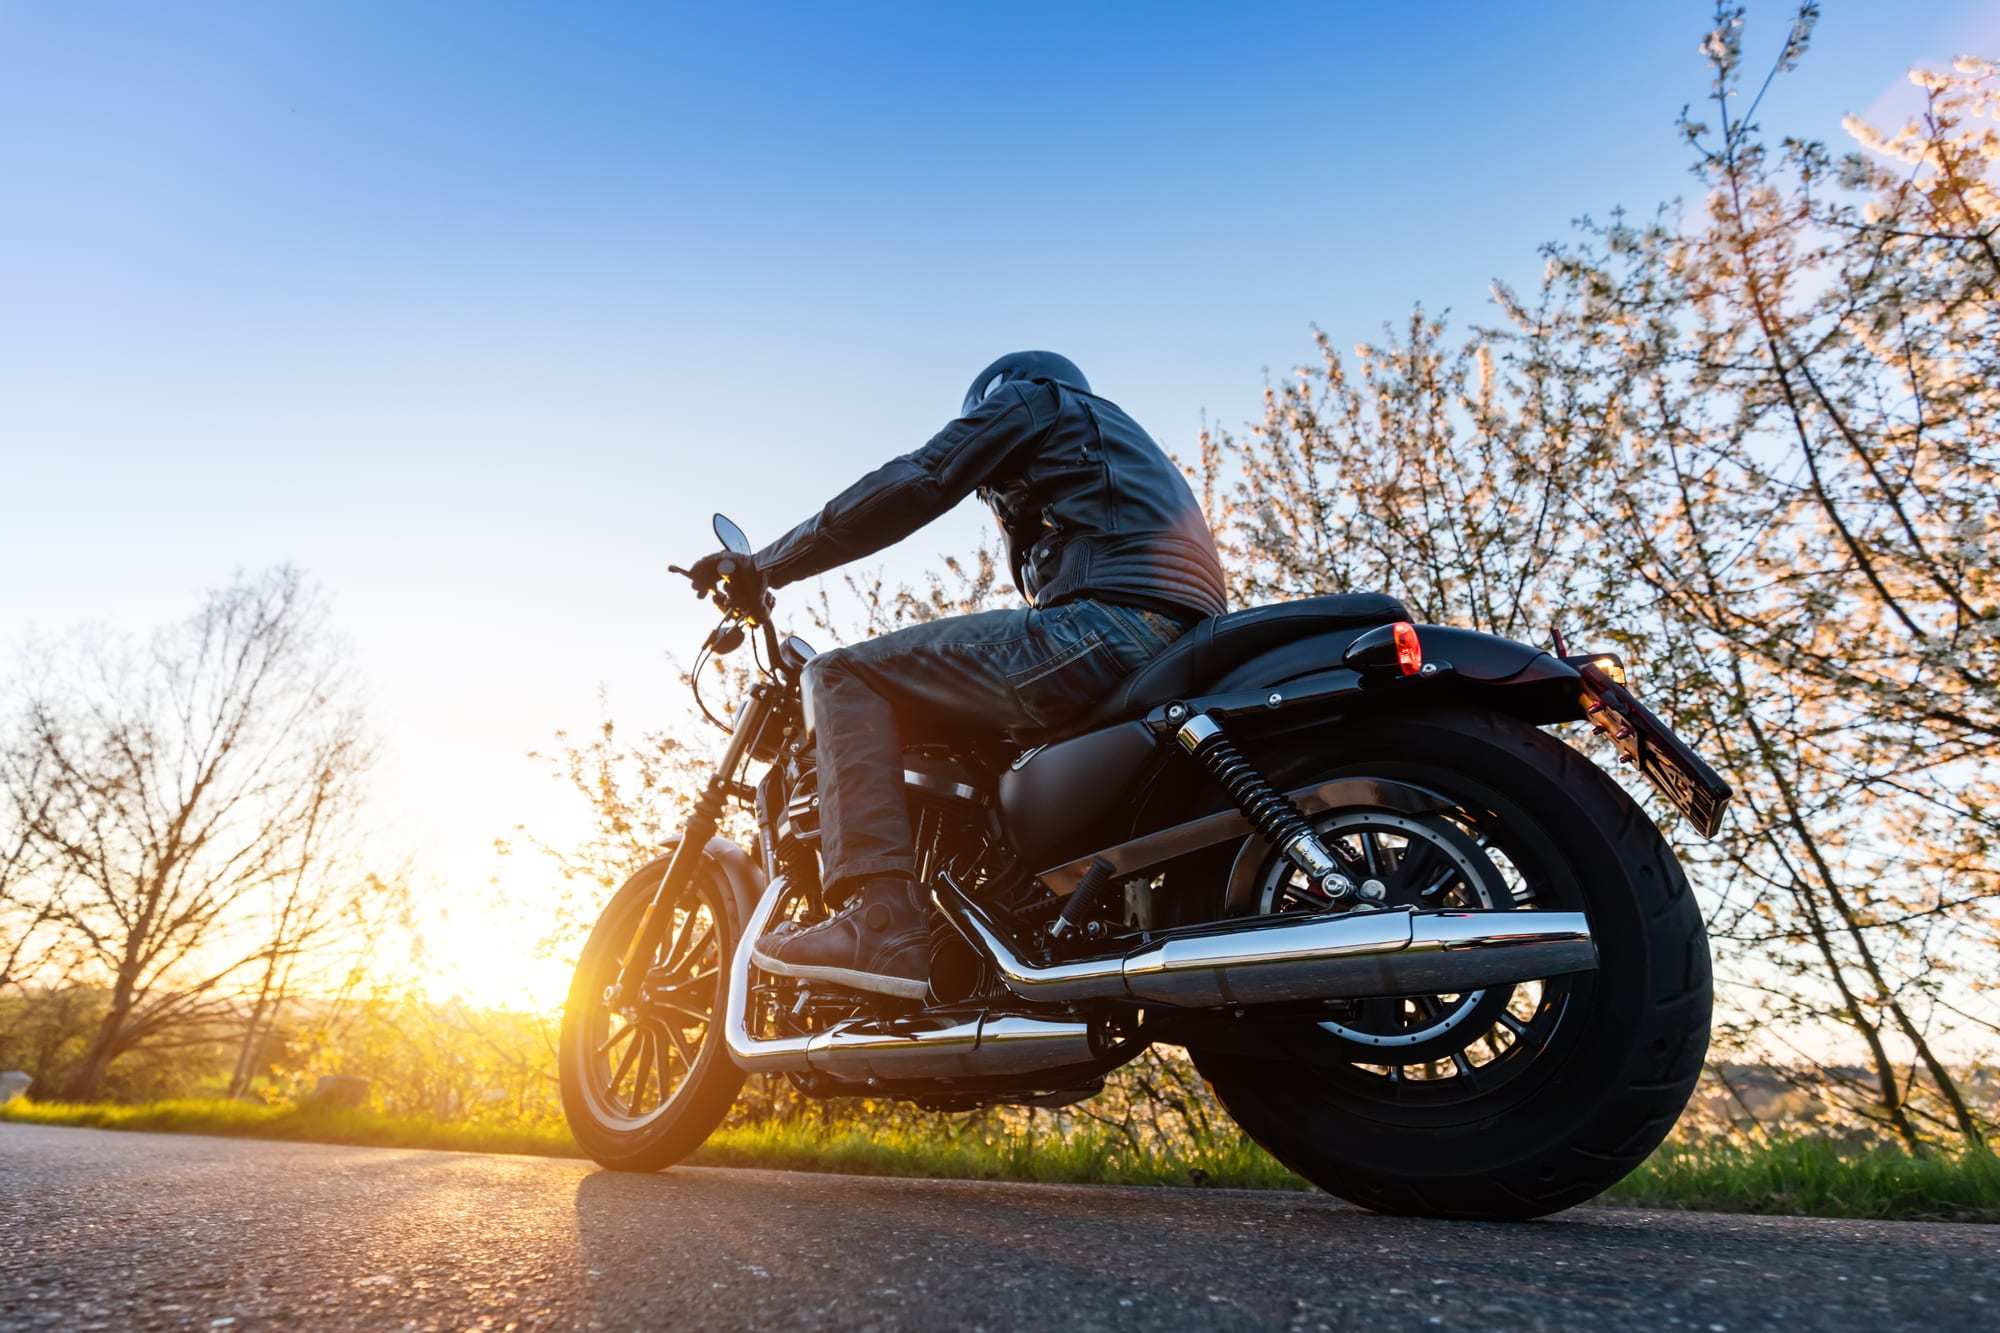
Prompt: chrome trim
<box><xmin>1220</xmin><ymin>781</ymin><xmax>1457</xmax><ymax>914</ymax></box>
<box><xmin>902</xmin><ymin>769</ymin><xmax>983</xmax><ymax>804</ymax></box>
<box><xmin>1278</xmin><ymin>829</ymin><xmax>1341</xmax><ymax>880</ymax></box>
<box><xmin>801</xmin><ymin>1010</ymin><xmax>1097</xmax><ymax>1082</ymax></box>
<box><xmin>1120</xmin><ymin>909</ymin><xmax>1417</xmax><ymax>1007</ymax></box>
<box><xmin>937</xmin><ymin>893</ymin><xmax>1129</xmax><ymax>1003</ymax></box>
<box><xmin>935</xmin><ymin>878</ymin><xmax>1596</xmax><ymax>1009</ymax></box>
<box><xmin>724</xmin><ymin>877</ymin><xmax>815</xmax><ymax>1071</ymax></box>
<box><xmin>1174</xmin><ymin>714</ymin><xmax>1224</xmax><ymax>753</ymax></box>
<box><xmin>725</xmin><ymin>877</ymin><xmax>1103</xmax><ymax>1080</ymax></box>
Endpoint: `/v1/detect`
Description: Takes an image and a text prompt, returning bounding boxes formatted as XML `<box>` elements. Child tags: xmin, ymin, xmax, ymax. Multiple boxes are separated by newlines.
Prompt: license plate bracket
<box><xmin>1572</xmin><ymin>658</ymin><xmax>1733</xmax><ymax>839</ymax></box>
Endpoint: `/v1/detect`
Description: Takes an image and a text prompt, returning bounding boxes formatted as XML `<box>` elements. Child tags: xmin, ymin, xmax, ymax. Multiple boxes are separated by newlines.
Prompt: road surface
<box><xmin>3</xmin><ymin>1122</ymin><xmax>1994</xmax><ymax>1330</ymax></box>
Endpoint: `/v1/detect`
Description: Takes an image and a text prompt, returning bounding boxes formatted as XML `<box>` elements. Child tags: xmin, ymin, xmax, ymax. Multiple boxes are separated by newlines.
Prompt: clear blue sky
<box><xmin>3</xmin><ymin>1</ymin><xmax>1993</xmax><ymax>997</ymax></box>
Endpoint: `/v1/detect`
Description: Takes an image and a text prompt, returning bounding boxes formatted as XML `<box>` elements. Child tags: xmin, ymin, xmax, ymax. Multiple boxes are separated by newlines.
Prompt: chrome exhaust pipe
<box><xmin>723</xmin><ymin>876</ymin><xmax>814</xmax><ymax>1072</ymax></box>
<box><xmin>934</xmin><ymin>879</ymin><xmax>1596</xmax><ymax>1008</ymax></box>
<box><xmin>798</xmin><ymin>1010</ymin><xmax>1099</xmax><ymax>1082</ymax></box>
<box><xmin>724</xmin><ymin>878</ymin><xmax>1102</xmax><ymax>1080</ymax></box>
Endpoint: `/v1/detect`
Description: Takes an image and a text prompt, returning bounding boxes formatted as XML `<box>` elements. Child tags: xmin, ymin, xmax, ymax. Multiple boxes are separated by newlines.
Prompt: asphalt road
<box><xmin>4</xmin><ymin>1123</ymin><xmax>1996</xmax><ymax>1331</ymax></box>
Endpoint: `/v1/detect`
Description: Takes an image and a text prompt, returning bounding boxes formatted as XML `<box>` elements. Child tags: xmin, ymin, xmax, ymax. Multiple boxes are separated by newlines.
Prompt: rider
<box><xmin>686</xmin><ymin>352</ymin><xmax>1228</xmax><ymax>998</ymax></box>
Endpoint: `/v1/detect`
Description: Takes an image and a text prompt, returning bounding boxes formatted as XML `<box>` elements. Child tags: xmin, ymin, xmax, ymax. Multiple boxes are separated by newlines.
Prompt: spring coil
<box><xmin>1184</xmin><ymin>728</ymin><xmax>1318</xmax><ymax>856</ymax></box>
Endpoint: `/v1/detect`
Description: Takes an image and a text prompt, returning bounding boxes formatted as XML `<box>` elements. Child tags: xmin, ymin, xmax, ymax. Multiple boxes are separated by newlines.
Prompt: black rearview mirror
<box><xmin>712</xmin><ymin>513</ymin><xmax>752</xmax><ymax>555</ymax></box>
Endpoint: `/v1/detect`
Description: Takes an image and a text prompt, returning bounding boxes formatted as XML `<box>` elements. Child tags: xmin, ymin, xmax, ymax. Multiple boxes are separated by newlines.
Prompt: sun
<box><xmin>415</xmin><ymin>866</ymin><xmax>579</xmax><ymax>1013</ymax></box>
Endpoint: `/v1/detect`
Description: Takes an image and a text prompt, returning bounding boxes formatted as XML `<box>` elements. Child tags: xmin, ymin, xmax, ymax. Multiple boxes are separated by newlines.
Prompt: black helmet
<box><xmin>962</xmin><ymin>351</ymin><xmax>1090</xmax><ymax>416</ymax></box>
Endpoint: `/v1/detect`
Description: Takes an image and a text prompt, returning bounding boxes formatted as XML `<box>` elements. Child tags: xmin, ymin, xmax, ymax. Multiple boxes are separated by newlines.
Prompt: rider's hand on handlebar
<box><xmin>683</xmin><ymin>550</ymin><xmax>745</xmax><ymax>600</ymax></box>
<box><xmin>681</xmin><ymin>551</ymin><xmax>770</xmax><ymax>621</ymax></box>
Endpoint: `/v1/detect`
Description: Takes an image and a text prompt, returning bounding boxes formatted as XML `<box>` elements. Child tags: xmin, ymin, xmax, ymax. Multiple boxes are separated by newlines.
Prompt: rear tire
<box><xmin>559</xmin><ymin>848</ymin><xmax>746</xmax><ymax>1172</ymax></box>
<box><xmin>1190</xmin><ymin>708</ymin><xmax>1710</xmax><ymax>1219</ymax></box>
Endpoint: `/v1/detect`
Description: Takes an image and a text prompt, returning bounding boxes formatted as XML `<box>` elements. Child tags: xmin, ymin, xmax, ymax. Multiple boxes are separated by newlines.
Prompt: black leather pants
<box><xmin>800</xmin><ymin>600</ymin><xmax>1190</xmax><ymax>892</ymax></box>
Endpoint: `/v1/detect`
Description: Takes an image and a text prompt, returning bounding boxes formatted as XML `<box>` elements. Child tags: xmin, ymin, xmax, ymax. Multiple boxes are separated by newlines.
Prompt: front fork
<box><xmin>609</xmin><ymin>684</ymin><xmax>770</xmax><ymax>1002</ymax></box>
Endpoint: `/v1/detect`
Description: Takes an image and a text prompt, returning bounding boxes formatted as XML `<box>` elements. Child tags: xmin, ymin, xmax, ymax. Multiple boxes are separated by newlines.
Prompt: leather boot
<box><xmin>750</xmin><ymin>875</ymin><xmax>929</xmax><ymax>999</ymax></box>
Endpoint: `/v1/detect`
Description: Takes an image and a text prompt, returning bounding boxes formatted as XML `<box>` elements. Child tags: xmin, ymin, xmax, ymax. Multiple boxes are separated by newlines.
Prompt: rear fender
<box><xmin>1170</xmin><ymin>624</ymin><xmax>1585</xmax><ymax>730</ymax></box>
<box><xmin>1400</xmin><ymin>624</ymin><xmax>1586</xmax><ymax>725</ymax></box>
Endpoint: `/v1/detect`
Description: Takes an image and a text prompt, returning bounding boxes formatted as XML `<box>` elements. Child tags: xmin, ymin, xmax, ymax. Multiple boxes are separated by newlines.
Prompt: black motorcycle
<box><xmin>558</xmin><ymin>513</ymin><xmax>1730</xmax><ymax>1219</ymax></box>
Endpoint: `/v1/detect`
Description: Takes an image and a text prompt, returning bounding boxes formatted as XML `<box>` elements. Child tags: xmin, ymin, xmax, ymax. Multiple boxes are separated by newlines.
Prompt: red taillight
<box><xmin>1392</xmin><ymin>621</ymin><xmax>1422</xmax><ymax>676</ymax></box>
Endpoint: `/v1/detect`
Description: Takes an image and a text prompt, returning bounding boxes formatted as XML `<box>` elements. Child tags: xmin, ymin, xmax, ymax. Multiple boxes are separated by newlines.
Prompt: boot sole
<box><xmin>749</xmin><ymin>946</ymin><xmax>930</xmax><ymax>1001</ymax></box>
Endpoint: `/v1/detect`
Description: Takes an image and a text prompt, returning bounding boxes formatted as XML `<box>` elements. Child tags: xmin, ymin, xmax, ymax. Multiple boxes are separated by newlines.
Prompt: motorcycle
<box><xmin>558</xmin><ymin>513</ymin><xmax>1730</xmax><ymax>1219</ymax></box>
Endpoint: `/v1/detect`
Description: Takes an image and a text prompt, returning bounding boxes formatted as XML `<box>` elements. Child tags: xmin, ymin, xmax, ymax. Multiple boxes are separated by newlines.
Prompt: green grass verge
<box><xmin>0</xmin><ymin>1096</ymin><xmax>585</xmax><ymax>1158</ymax></box>
<box><xmin>0</xmin><ymin>1097</ymin><xmax>1295</xmax><ymax>1190</ymax></box>
<box><xmin>689</xmin><ymin>1116</ymin><xmax>1303</xmax><ymax>1189</ymax></box>
<box><xmin>6</xmin><ymin>1098</ymin><xmax>1996</xmax><ymax>1221</ymax></box>
<box><xmin>1604</xmin><ymin>1135</ymin><xmax>2000</xmax><ymax>1224</ymax></box>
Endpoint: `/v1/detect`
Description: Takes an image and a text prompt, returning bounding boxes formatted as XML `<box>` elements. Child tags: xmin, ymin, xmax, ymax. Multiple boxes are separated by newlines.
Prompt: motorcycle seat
<box><xmin>1073</xmin><ymin>593</ymin><xmax>1410</xmax><ymax>733</ymax></box>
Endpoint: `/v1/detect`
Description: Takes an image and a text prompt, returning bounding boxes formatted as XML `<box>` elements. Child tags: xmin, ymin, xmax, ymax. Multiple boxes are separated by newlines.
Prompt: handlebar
<box><xmin>668</xmin><ymin>560</ymin><xmax>786</xmax><ymax>675</ymax></box>
<box><xmin>667</xmin><ymin>559</ymin><xmax>768</xmax><ymax>619</ymax></box>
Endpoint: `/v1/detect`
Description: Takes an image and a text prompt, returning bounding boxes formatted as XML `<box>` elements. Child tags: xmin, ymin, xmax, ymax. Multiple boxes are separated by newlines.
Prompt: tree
<box><xmin>7</xmin><ymin>567</ymin><xmax>375</xmax><ymax>1099</ymax></box>
<box><xmin>1194</xmin><ymin>4</ymin><xmax>1997</xmax><ymax>1148</ymax></box>
<box><xmin>1533</xmin><ymin>5</ymin><xmax>1996</xmax><ymax>1147</ymax></box>
<box><xmin>222</xmin><ymin>865</ymin><xmax>407</xmax><ymax>1099</ymax></box>
<box><xmin>0</xmin><ymin>742</ymin><xmax>67</xmax><ymax>993</ymax></box>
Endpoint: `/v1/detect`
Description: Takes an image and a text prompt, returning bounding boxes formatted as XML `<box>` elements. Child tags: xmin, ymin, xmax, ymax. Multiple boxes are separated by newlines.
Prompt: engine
<box><xmin>760</xmin><ymin>742</ymin><xmax>1003</xmax><ymax>1006</ymax></box>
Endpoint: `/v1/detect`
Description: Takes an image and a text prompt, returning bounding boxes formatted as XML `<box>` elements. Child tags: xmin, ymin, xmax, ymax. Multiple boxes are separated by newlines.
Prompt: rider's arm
<box><xmin>750</xmin><ymin>380</ymin><xmax>1057</xmax><ymax>589</ymax></box>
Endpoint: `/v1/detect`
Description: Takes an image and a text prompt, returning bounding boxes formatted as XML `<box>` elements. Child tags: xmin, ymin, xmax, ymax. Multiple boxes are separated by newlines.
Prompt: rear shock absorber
<box><xmin>1172</xmin><ymin>713</ymin><xmax>1355</xmax><ymax>902</ymax></box>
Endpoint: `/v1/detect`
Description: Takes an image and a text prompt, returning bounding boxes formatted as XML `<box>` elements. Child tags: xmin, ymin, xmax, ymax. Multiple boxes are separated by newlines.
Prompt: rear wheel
<box><xmin>1187</xmin><ymin>708</ymin><xmax>1710</xmax><ymax>1219</ymax></box>
<box><xmin>559</xmin><ymin>848</ymin><xmax>745</xmax><ymax>1171</ymax></box>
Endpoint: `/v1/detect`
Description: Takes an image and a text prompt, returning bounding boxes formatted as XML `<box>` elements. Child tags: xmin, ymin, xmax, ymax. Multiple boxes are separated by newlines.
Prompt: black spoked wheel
<box><xmin>1189</xmin><ymin>708</ymin><xmax>1711</xmax><ymax>1219</ymax></box>
<box><xmin>1255</xmin><ymin>809</ymin><xmax>1573</xmax><ymax>1109</ymax></box>
<box><xmin>559</xmin><ymin>848</ymin><xmax>745</xmax><ymax>1171</ymax></box>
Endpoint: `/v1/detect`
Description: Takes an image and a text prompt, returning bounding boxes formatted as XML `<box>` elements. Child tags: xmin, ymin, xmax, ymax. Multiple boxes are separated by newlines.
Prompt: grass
<box><xmin>690</xmin><ymin>1116</ymin><xmax>1304</xmax><ymax>1189</ymax></box>
<box><xmin>0</xmin><ymin>1096</ymin><xmax>585</xmax><ymax>1159</ymax></box>
<box><xmin>1605</xmin><ymin>1134</ymin><xmax>2000</xmax><ymax>1224</ymax></box>
<box><xmin>0</xmin><ymin>1096</ymin><xmax>1297</xmax><ymax>1189</ymax></box>
<box><xmin>7</xmin><ymin>1097</ymin><xmax>1997</xmax><ymax>1221</ymax></box>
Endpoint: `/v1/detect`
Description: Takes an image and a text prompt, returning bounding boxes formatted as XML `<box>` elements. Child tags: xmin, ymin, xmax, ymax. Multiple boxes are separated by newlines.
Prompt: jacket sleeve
<box><xmin>750</xmin><ymin>381</ymin><xmax>1056</xmax><ymax>589</ymax></box>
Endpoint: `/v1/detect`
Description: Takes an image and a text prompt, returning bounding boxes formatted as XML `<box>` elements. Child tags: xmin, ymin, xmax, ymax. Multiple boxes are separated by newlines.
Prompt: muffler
<box><xmin>934</xmin><ymin>878</ymin><xmax>1596</xmax><ymax>1007</ymax></box>
<box><xmin>800</xmin><ymin>1009</ymin><xmax>1099</xmax><ymax>1082</ymax></box>
<box><xmin>723</xmin><ymin>878</ymin><xmax>1105</xmax><ymax>1081</ymax></box>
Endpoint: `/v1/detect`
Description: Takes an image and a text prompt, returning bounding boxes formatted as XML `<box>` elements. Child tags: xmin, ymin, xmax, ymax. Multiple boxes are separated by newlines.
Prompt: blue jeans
<box><xmin>801</xmin><ymin>600</ymin><xmax>1194</xmax><ymax>890</ymax></box>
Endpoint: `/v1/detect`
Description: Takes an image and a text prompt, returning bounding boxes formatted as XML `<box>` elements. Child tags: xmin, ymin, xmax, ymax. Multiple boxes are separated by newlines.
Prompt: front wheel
<box><xmin>1190</xmin><ymin>708</ymin><xmax>1711</xmax><ymax>1219</ymax></box>
<box><xmin>559</xmin><ymin>847</ymin><xmax>746</xmax><ymax>1171</ymax></box>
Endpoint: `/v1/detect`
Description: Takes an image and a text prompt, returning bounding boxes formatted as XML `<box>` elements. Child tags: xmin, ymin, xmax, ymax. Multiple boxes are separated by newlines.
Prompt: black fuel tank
<box><xmin>998</xmin><ymin>721</ymin><xmax>1160</xmax><ymax>871</ymax></box>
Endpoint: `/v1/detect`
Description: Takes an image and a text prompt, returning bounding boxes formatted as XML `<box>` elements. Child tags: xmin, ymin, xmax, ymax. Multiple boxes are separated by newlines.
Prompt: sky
<box><xmin>4</xmin><ymin>1</ymin><xmax>1996</xmax><ymax>1006</ymax></box>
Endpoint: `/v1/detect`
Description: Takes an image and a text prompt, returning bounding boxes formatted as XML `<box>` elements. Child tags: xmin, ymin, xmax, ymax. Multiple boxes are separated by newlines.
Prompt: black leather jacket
<box><xmin>752</xmin><ymin>379</ymin><xmax>1228</xmax><ymax>621</ymax></box>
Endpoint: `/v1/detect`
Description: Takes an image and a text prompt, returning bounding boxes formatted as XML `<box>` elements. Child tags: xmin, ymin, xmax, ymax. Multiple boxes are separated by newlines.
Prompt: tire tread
<box><xmin>1195</xmin><ymin>708</ymin><xmax>1712</xmax><ymax>1220</ymax></box>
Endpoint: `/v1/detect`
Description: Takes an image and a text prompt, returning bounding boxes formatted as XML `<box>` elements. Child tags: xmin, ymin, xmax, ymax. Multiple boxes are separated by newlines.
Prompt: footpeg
<box><xmin>1047</xmin><ymin>857</ymin><xmax>1118</xmax><ymax>949</ymax></box>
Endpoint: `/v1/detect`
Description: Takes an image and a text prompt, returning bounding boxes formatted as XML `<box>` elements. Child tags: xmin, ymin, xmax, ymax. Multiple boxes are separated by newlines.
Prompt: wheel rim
<box><xmin>1254</xmin><ymin>805</ymin><xmax>1582</xmax><ymax>1113</ymax></box>
<box><xmin>578</xmin><ymin>878</ymin><xmax>724</xmax><ymax>1131</ymax></box>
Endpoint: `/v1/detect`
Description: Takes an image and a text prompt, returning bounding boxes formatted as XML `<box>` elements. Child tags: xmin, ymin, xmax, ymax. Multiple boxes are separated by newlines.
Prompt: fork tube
<box><xmin>613</xmin><ymin>686</ymin><xmax>768</xmax><ymax>996</ymax></box>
